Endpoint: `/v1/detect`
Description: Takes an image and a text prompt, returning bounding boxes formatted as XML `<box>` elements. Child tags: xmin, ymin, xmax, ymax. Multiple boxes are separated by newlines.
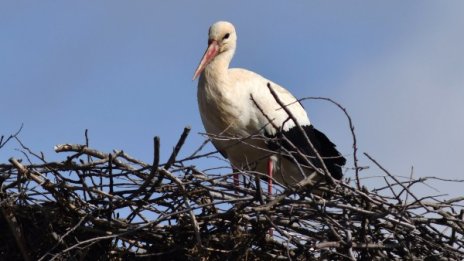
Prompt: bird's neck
<box><xmin>202</xmin><ymin>50</ymin><xmax>234</xmax><ymax>84</ymax></box>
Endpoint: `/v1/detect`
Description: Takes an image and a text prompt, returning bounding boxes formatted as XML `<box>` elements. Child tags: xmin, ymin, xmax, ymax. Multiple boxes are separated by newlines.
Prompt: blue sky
<box><xmin>1</xmin><ymin>1</ymin><xmax>463</xmax><ymax>196</ymax></box>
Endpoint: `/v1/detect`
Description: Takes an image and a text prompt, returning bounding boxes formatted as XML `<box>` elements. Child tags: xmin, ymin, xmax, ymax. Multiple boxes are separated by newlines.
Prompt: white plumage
<box><xmin>194</xmin><ymin>21</ymin><xmax>345</xmax><ymax>189</ymax></box>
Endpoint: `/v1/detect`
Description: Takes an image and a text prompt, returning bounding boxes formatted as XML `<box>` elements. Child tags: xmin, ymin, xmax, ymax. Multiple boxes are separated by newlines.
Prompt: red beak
<box><xmin>193</xmin><ymin>40</ymin><xmax>219</xmax><ymax>80</ymax></box>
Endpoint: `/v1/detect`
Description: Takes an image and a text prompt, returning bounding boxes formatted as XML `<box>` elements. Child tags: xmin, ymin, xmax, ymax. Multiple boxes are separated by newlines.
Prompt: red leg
<box><xmin>267</xmin><ymin>158</ymin><xmax>273</xmax><ymax>195</ymax></box>
<box><xmin>233</xmin><ymin>173</ymin><xmax>239</xmax><ymax>187</ymax></box>
<box><xmin>267</xmin><ymin>157</ymin><xmax>274</xmax><ymax>237</ymax></box>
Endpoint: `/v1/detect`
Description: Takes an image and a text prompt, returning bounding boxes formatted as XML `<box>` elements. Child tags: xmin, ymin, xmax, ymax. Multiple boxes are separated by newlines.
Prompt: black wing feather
<box><xmin>267</xmin><ymin>125</ymin><xmax>346</xmax><ymax>180</ymax></box>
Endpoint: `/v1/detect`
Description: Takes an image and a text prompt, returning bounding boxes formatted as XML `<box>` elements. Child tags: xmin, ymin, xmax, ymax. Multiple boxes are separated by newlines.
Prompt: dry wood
<box><xmin>0</xmin><ymin>98</ymin><xmax>463</xmax><ymax>260</ymax></box>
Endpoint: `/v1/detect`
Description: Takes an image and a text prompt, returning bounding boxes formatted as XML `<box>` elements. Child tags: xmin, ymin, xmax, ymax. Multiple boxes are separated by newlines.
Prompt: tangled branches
<box><xmin>0</xmin><ymin>126</ymin><xmax>463</xmax><ymax>260</ymax></box>
<box><xmin>2</xmin><ymin>87</ymin><xmax>464</xmax><ymax>260</ymax></box>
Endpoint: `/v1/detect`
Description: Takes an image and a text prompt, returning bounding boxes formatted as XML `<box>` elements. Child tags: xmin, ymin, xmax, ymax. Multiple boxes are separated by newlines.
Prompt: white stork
<box><xmin>193</xmin><ymin>21</ymin><xmax>346</xmax><ymax>194</ymax></box>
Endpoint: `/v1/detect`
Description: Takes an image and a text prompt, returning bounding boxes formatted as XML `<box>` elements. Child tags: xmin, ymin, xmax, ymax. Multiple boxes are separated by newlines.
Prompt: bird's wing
<box><xmin>275</xmin><ymin>125</ymin><xmax>346</xmax><ymax>179</ymax></box>
<box><xmin>229</xmin><ymin>68</ymin><xmax>311</xmax><ymax>136</ymax></box>
<box><xmin>229</xmin><ymin>68</ymin><xmax>345</xmax><ymax>179</ymax></box>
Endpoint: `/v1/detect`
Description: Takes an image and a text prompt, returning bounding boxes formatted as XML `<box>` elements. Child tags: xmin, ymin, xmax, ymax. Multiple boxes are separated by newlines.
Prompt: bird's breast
<box><xmin>197</xmin><ymin>81</ymin><xmax>248</xmax><ymax>138</ymax></box>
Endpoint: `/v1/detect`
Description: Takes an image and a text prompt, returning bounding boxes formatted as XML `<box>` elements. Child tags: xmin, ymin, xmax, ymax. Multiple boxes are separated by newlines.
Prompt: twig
<box><xmin>155</xmin><ymin>127</ymin><xmax>190</xmax><ymax>187</ymax></box>
<box><xmin>300</xmin><ymin>97</ymin><xmax>360</xmax><ymax>188</ymax></box>
<box><xmin>0</xmin><ymin>124</ymin><xmax>23</xmax><ymax>149</ymax></box>
<box><xmin>266</xmin><ymin>83</ymin><xmax>335</xmax><ymax>185</ymax></box>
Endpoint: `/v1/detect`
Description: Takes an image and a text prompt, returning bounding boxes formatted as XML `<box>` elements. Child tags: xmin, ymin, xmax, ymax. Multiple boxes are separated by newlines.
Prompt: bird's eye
<box><xmin>223</xmin><ymin>33</ymin><xmax>230</xmax><ymax>40</ymax></box>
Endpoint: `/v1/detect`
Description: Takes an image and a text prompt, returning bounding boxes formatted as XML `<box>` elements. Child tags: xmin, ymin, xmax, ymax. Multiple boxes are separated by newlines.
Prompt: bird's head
<box><xmin>193</xmin><ymin>21</ymin><xmax>237</xmax><ymax>80</ymax></box>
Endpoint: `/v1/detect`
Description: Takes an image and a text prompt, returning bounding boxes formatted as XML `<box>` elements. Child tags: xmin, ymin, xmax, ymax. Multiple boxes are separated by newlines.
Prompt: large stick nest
<box><xmin>1</xmin><ymin>102</ymin><xmax>464</xmax><ymax>260</ymax></box>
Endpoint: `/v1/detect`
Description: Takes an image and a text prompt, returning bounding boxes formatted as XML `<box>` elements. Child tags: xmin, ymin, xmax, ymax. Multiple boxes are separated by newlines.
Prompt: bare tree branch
<box><xmin>0</xmin><ymin>97</ymin><xmax>463</xmax><ymax>260</ymax></box>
